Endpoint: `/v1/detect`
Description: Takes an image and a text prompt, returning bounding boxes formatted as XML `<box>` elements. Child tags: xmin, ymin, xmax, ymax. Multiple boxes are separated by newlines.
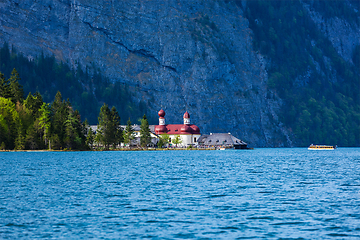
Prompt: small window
<box><xmin>169</xmin><ymin>138</ymin><xmax>172</xmax><ymax>142</ymax></box>
<box><xmin>175</xmin><ymin>129</ymin><xmax>178</xmax><ymax>132</ymax></box>
<box><xmin>224</xmin><ymin>140</ymin><xmax>227</xmax><ymax>143</ymax></box>
<box><xmin>208</xmin><ymin>140</ymin><xmax>211</xmax><ymax>143</ymax></box>
<box><xmin>194</xmin><ymin>137</ymin><xmax>197</xmax><ymax>142</ymax></box>
<box><xmin>216</xmin><ymin>140</ymin><xmax>219</xmax><ymax>142</ymax></box>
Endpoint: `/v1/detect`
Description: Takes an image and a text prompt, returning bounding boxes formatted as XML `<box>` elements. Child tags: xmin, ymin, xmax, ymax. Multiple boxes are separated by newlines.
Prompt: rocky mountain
<box><xmin>0</xmin><ymin>0</ymin><xmax>359</xmax><ymax>147</ymax></box>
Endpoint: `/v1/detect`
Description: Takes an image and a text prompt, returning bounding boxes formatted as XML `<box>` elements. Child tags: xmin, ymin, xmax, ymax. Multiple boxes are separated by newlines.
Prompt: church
<box><xmin>154</xmin><ymin>109</ymin><xmax>201</xmax><ymax>147</ymax></box>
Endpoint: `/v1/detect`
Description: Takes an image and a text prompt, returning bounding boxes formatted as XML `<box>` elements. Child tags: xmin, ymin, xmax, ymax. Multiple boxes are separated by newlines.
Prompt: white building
<box><xmin>89</xmin><ymin>109</ymin><xmax>201</xmax><ymax>148</ymax></box>
<box><xmin>154</xmin><ymin>109</ymin><xmax>201</xmax><ymax>147</ymax></box>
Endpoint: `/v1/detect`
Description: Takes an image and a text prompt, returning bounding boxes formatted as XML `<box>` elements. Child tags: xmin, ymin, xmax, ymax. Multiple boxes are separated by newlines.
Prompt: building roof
<box><xmin>183</xmin><ymin>111</ymin><xmax>190</xmax><ymax>119</ymax></box>
<box><xmin>198</xmin><ymin>133</ymin><xmax>247</xmax><ymax>146</ymax></box>
<box><xmin>158</xmin><ymin>109</ymin><xmax>165</xmax><ymax>118</ymax></box>
<box><xmin>90</xmin><ymin>125</ymin><xmax>156</xmax><ymax>133</ymax></box>
<box><xmin>155</xmin><ymin>124</ymin><xmax>200</xmax><ymax>135</ymax></box>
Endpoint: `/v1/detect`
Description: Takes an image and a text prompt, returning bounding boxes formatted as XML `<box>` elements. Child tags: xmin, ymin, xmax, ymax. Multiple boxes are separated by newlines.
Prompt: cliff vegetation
<box><xmin>244</xmin><ymin>0</ymin><xmax>359</xmax><ymax>146</ymax></box>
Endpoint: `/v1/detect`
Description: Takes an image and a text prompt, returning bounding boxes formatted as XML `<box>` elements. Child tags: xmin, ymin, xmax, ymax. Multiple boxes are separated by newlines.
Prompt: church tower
<box><xmin>183</xmin><ymin>111</ymin><xmax>190</xmax><ymax>125</ymax></box>
<box><xmin>158</xmin><ymin>109</ymin><xmax>165</xmax><ymax>125</ymax></box>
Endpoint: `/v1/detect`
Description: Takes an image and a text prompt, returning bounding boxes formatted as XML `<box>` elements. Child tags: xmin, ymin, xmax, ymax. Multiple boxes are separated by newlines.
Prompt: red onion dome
<box><xmin>158</xmin><ymin>109</ymin><xmax>165</xmax><ymax>118</ymax></box>
<box><xmin>181</xmin><ymin>124</ymin><xmax>192</xmax><ymax>133</ymax></box>
<box><xmin>191</xmin><ymin>125</ymin><xmax>200</xmax><ymax>134</ymax></box>
<box><xmin>155</xmin><ymin>125</ymin><xmax>167</xmax><ymax>134</ymax></box>
<box><xmin>183</xmin><ymin>111</ymin><xmax>190</xmax><ymax>119</ymax></box>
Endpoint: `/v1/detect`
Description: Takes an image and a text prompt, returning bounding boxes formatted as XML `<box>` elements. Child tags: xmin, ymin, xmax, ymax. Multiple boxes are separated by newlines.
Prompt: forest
<box><xmin>0</xmin><ymin>69</ymin><xmax>152</xmax><ymax>150</ymax></box>
<box><xmin>0</xmin><ymin>43</ymin><xmax>149</xmax><ymax>125</ymax></box>
<box><xmin>243</xmin><ymin>0</ymin><xmax>360</xmax><ymax>146</ymax></box>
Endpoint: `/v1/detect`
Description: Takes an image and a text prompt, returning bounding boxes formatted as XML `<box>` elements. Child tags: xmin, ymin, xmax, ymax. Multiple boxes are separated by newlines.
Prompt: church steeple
<box><xmin>158</xmin><ymin>109</ymin><xmax>165</xmax><ymax>125</ymax></box>
<box><xmin>183</xmin><ymin>111</ymin><xmax>190</xmax><ymax>125</ymax></box>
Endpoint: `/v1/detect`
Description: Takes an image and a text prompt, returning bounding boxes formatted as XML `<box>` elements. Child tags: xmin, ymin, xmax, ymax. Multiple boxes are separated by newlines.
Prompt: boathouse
<box><xmin>198</xmin><ymin>133</ymin><xmax>248</xmax><ymax>149</ymax></box>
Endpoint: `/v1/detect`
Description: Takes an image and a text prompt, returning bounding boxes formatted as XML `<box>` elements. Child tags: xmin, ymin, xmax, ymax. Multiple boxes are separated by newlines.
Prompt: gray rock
<box><xmin>2</xmin><ymin>0</ymin><xmax>357</xmax><ymax>147</ymax></box>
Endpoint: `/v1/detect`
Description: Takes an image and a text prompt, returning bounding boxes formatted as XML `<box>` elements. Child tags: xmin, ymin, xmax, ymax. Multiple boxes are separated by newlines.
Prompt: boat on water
<box><xmin>308</xmin><ymin>144</ymin><xmax>336</xmax><ymax>150</ymax></box>
<box><xmin>218</xmin><ymin>146</ymin><xmax>234</xmax><ymax>150</ymax></box>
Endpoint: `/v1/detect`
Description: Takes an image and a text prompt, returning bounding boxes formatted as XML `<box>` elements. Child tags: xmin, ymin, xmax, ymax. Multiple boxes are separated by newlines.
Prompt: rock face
<box><xmin>0</xmin><ymin>0</ymin><xmax>358</xmax><ymax>147</ymax></box>
<box><xmin>302</xmin><ymin>1</ymin><xmax>359</xmax><ymax>64</ymax></box>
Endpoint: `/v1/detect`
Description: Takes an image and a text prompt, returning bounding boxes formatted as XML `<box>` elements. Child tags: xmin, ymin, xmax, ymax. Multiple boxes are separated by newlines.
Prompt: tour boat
<box><xmin>218</xmin><ymin>146</ymin><xmax>234</xmax><ymax>150</ymax></box>
<box><xmin>308</xmin><ymin>144</ymin><xmax>336</xmax><ymax>150</ymax></box>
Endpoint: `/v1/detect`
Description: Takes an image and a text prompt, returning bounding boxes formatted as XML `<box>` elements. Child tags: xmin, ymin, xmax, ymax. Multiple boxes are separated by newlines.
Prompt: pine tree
<box><xmin>73</xmin><ymin>110</ymin><xmax>85</xmax><ymax>148</ymax></box>
<box><xmin>64</xmin><ymin>109</ymin><xmax>79</xmax><ymax>149</ymax></box>
<box><xmin>86</xmin><ymin>127</ymin><xmax>95</xmax><ymax>149</ymax></box>
<box><xmin>94</xmin><ymin>130</ymin><xmax>102</xmax><ymax>149</ymax></box>
<box><xmin>0</xmin><ymin>72</ymin><xmax>10</xmax><ymax>99</ymax></box>
<box><xmin>25</xmin><ymin>125</ymin><xmax>40</xmax><ymax>150</ymax></box>
<box><xmin>83</xmin><ymin>119</ymin><xmax>94</xmax><ymax>149</ymax></box>
<box><xmin>24</xmin><ymin>92</ymin><xmax>44</xmax><ymax>118</ymax></box>
<box><xmin>140</xmin><ymin>114</ymin><xmax>151</xmax><ymax>148</ymax></box>
<box><xmin>124</xmin><ymin>118</ymin><xmax>135</xmax><ymax>147</ymax></box>
<box><xmin>37</xmin><ymin>102</ymin><xmax>51</xmax><ymax>147</ymax></box>
<box><xmin>8</xmin><ymin>68</ymin><xmax>23</xmax><ymax>103</ymax></box>
<box><xmin>51</xmin><ymin>91</ymin><xmax>70</xmax><ymax>148</ymax></box>
<box><xmin>97</xmin><ymin>103</ymin><xmax>111</xmax><ymax>150</ymax></box>
<box><xmin>110</xmin><ymin>106</ymin><xmax>122</xmax><ymax>149</ymax></box>
<box><xmin>15</xmin><ymin>128</ymin><xmax>25</xmax><ymax>150</ymax></box>
<box><xmin>0</xmin><ymin>97</ymin><xmax>20</xmax><ymax>149</ymax></box>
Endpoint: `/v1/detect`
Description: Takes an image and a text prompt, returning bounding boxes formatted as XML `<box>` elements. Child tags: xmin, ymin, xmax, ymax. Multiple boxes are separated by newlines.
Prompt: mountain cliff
<box><xmin>1</xmin><ymin>0</ymin><xmax>359</xmax><ymax>147</ymax></box>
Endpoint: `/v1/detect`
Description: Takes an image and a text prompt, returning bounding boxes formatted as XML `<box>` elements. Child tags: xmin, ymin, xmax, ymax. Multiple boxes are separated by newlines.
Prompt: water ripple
<box><xmin>0</xmin><ymin>148</ymin><xmax>359</xmax><ymax>238</ymax></box>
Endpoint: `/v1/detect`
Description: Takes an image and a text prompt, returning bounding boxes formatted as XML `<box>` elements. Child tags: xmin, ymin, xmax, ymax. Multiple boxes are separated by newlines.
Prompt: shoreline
<box><xmin>0</xmin><ymin>147</ymin><xmax>255</xmax><ymax>152</ymax></box>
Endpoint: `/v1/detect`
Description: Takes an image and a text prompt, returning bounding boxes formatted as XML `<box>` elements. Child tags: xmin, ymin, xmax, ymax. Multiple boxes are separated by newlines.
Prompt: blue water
<box><xmin>1</xmin><ymin>148</ymin><xmax>360</xmax><ymax>239</ymax></box>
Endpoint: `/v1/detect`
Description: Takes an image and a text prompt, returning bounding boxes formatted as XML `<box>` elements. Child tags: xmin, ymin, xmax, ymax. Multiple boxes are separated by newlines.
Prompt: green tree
<box><xmin>86</xmin><ymin>127</ymin><xmax>95</xmax><ymax>149</ymax></box>
<box><xmin>83</xmin><ymin>119</ymin><xmax>94</xmax><ymax>149</ymax></box>
<box><xmin>97</xmin><ymin>104</ymin><xmax>123</xmax><ymax>149</ymax></box>
<box><xmin>8</xmin><ymin>68</ymin><xmax>23</xmax><ymax>103</ymax></box>
<box><xmin>50</xmin><ymin>91</ymin><xmax>70</xmax><ymax>148</ymax></box>
<box><xmin>50</xmin><ymin>134</ymin><xmax>61</xmax><ymax>150</ymax></box>
<box><xmin>25</xmin><ymin>125</ymin><xmax>40</xmax><ymax>150</ymax></box>
<box><xmin>64</xmin><ymin>109</ymin><xmax>82</xmax><ymax>149</ymax></box>
<box><xmin>140</xmin><ymin>114</ymin><xmax>151</xmax><ymax>148</ymax></box>
<box><xmin>157</xmin><ymin>133</ymin><xmax>170</xmax><ymax>148</ymax></box>
<box><xmin>24</xmin><ymin>92</ymin><xmax>43</xmax><ymax>118</ymax></box>
<box><xmin>37</xmin><ymin>102</ymin><xmax>51</xmax><ymax>148</ymax></box>
<box><xmin>14</xmin><ymin>102</ymin><xmax>26</xmax><ymax>150</ymax></box>
<box><xmin>97</xmin><ymin>103</ymin><xmax>112</xmax><ymax>150</ymax></box>
<box><xmin>14</xmin><ymin>127</ymin><xmax>25</xmax><ymax>150</ymax></box>
<box><xmin>94</xmin><ymin>129</ymin><xmax>102</xmax><ymax>149</ymax></box>
<box><xmin>173</xmin><ymin>135</ymin><xmax>182</xmax><ymax>148</ymax></box>
<box><xmin>0</xmin><ymin>97</ymin><xmax>21</xmax><ymax>149</ymax></box>
<box><xmin>0</xmin><ymin>72</ymin><xmax>10</xmax><ymax>99</ymax></box>
<box><xmin>109</xmin><ymin>106</ymin><xmax>122</xmax><ymax>149</ymax></box>
<box><xmin>123</xmin><ymin>119</ymin><xmax>135</xmax><ymax>147</ymax></box>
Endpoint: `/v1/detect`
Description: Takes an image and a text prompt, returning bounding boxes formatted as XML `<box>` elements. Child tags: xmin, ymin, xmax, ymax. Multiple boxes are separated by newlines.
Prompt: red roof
<box><xmin>183</xmin><ymin>111</ymin><xmax>190</xmax><ymax>118</ymax></box>
<box><xmin>158</xmin><ymin>109</ymin><xmax>165</xmax><ymax>118</ymax></box>
<box><xmin>155</xmin><ymin>124</ymin><xmax>200</xmax><ymax>135</ymax></box>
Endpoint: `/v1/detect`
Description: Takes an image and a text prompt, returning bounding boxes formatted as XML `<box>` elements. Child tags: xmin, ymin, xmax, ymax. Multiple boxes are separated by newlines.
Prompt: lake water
<box><xmin>1</xmin><ymin>148</ymin><xmax>360</xmax><ymax>239</ymax></box>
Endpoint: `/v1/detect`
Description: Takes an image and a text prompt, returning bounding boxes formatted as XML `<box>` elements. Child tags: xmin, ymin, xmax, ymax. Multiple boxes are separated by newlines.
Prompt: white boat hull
<box><xmin>308</xmin><ymin>148</ymin><xmax>334</xmax><ymax>150</ymax></box>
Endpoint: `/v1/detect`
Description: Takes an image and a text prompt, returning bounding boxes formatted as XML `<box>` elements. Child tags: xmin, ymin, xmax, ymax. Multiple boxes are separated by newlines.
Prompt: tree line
<box><xmin>0</xmin><ymin>43</ymin><xmax>152</xmax><ymax>125</ymax></box>
<box><xmin>0</xmin><ymin>69</ymin><xmax>154</xmax><ymax>150</ymax></box>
